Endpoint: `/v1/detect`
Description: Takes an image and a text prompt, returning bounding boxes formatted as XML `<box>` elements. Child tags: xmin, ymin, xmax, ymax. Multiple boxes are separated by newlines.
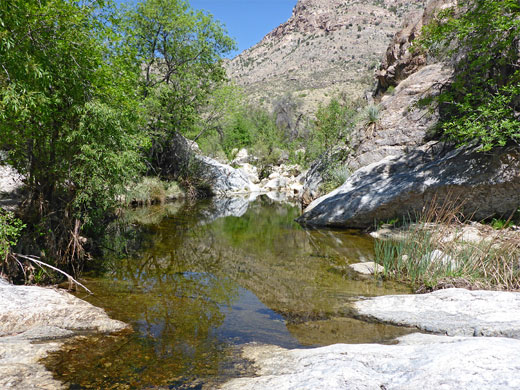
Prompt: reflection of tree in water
<box><xmin>48</xmin><ymin>203</ymin><xmax>242</xmax><ymax>388</ymax></box>
<box><xmin>48</xmin><ymin>197</ymin><xmax>409</xmax><ymax>388</ymax></box>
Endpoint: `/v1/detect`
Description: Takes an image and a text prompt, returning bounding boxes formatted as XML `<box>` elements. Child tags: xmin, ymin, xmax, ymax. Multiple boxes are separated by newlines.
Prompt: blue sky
<box><xmin>116</xmin><ymin>0</ymin><xmax>297</xmax><ymax>58</ymax></box>
<box><xmin>190</xmin><ymin>0</ymin><xmax>296</xmax><ymax>57</ymax></box>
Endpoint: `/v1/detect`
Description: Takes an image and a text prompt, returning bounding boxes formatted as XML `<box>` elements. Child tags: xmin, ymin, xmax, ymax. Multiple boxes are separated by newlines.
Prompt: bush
<box><xmin>419</xmin><ymin>0</ymin><xmax>520</xmax><ymax>151</ymax></box>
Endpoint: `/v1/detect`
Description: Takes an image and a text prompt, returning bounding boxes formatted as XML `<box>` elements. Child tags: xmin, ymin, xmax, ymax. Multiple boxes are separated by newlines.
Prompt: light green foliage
<box><xmin>0</xmin><ymin>210</ymin><xmax>24</xmax><ymax>262</ymax></box>
<box><xmin>419</xmin><ymin>0</ymin><xmax>520</xmax><ymax>151</ymax></box>
<box><xmin>122</xmin><ymin>0</ymin><xmax>235</xmax><ymax>174</ymax></box>
<box><xmin>125</xmin><ymin>177</ymin><xmax>184</xmax><ymax>206</ymax></box>
<box><xmin>0</xmin><ymin>0</ymin><xmax>144</xmax><ymax>266</ymax></box>
<box><xmin>315</xmin><ymin>98</ymin><xmax>356</xmax><ymax>150</ymax></box>
<box><xmin>365</xmin><ymin>104</ymin><xmax>381</xmax><ymax>125</ymax></box>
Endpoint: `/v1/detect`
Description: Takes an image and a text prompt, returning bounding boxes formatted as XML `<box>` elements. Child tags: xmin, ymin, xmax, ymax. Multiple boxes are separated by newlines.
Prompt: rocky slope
<box><xmin>225</xmin><ymin>0</ymin><xmax>425</xmax><ymax>113</ymax></box>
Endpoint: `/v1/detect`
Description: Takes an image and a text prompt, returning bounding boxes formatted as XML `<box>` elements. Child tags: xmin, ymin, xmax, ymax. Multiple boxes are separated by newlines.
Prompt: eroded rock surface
<box><xmin>351</xmin><ymin>64</ymin><xmax>453</xmax><ymax>170</ymax></box>
<box><xmin>354</xmin><ymin>288</ymin><xmax>520</xmax><ymax>338</ymax></box>
<box><xmin>298</xmin><ymin>145</ymin><xmax>520</xmax><ymax>229</ymax></box>
<box><xmin>0</xmin><ymin>282</ymin><xmax>128</xmax><ymax>389</ymax></box>
<box><xmin>220</xmin><ymin>333</ymin><xmax>520</xmax><ymax>390</ymax></box>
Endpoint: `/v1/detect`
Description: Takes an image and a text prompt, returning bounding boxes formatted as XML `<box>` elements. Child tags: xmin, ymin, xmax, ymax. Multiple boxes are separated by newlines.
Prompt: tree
<box><xmin>419</xmin><ymin>0</ymin><xmax>520</xmax><ymax>151</ymax></box>
<box><xmin>0</xmin><ymin>0</ymin><xmax>145</xmax><ymax>273</ymax></box>
<box><xmin>122</xmin><ymin>0</ymin><xmax>236</xmax><ymax>177</ymax></box>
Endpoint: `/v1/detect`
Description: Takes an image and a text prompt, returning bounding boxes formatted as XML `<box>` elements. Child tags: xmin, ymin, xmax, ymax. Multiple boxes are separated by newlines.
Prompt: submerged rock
<box><xmin>354</xmin><ymin>288</ymin><xmax>520</xmax><ymax>338</ymax></box>
<box><xmin>220</xmin><ymin>333</ymin><xmax>520</xmax><ymax>390</ymax></box>
<box><xmin>349</xmin><ymin>262</ymin><xmax>384</xmax><ymax>275</ymax></box>
<box><xmin>297</xmin><ymin>145</ymin><xmax>520</xmax><ymax>229</ymax></box>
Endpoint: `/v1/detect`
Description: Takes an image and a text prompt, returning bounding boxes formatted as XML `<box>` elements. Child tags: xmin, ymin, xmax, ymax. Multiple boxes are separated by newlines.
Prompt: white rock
<box><xmin>354</xmin><ymin>288</ymin><xmax>520</xmax><ymax>337</ymax></box>
<box><xmin>232</xmin><ymin>148</ymin><xmax>250</xmax><ymax>165</ymax></box>
<box><xmin>349</xmin><ymin>262</ymin><xmax>384</xmax><ymax>275</ymax></box>
<box><xmin>221</xmin><ymin>333</ymin><xmax>520</xmax><ymax>390</ymax></box>
<box><xmin>425</xmin><ymin>249</ymin><xmax>457</xmax><ymax>268</ymax></box>
<box><xmin>0</xmin><ymin>282</ymin><xmax>128</xmax><ymax>389</ymax></box>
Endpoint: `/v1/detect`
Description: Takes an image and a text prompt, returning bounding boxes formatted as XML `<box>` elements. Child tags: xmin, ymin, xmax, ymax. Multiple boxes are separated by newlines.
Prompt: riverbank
<box><xmin>0</xmin><ymin>277</ymin><xmax>128</xmax><ymax>389</ymax></box>
<box><xmin>221</xmin><ymin>287</ymin><xmax>520</xmax><ymax>390</ymax></box>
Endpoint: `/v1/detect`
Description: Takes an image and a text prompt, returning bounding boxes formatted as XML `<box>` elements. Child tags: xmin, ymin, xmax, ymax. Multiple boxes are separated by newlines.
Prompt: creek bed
<box><xmin>44</xmin><ymin>196</ymin><xmax>412</xmax><ymax>389</ymax></box>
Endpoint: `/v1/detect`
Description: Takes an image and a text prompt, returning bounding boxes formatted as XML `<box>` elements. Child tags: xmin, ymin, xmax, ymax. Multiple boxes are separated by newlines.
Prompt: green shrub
<box><xmin>419</xmin><ymin>0</ymin><xmax>520</xmax><ymax>151</ymax></box>
<box><xmin>0</xmin><ymin>210</ymin><xmax>24</xmax><ymax>263</ymax></box>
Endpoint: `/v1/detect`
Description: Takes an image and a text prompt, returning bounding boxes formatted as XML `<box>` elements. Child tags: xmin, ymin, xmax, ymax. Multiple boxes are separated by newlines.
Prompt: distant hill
<box><xmin>225</xmin><ymin>0</ymin><xmax>425</xmax><ymax>113</ymax></box>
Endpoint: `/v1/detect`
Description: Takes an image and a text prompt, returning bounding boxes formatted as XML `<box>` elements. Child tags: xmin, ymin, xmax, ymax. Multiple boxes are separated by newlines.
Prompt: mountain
<box><xmin>225</xmin><ymin>0</ymin><xmax>425</xmax><ymax>113</ymax></box>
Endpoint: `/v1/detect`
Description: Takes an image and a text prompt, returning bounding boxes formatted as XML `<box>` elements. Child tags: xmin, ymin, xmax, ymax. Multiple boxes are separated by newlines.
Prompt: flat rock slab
<box><xmin>0</xmin><ymin>283</ymin><xmax>128</xmax><ymax>336</ymax></box>
<box><xmin>354</xmin><ymin>288</ymin><xmax>520</xmax><ymax>337</ymax></box>
<box><xmin>220</xmin><ymin>333</ymin><xmax>520</xmax><ymax>390</ymax></box>
<box><xmin>0</xmin><ymin>283</ymin><xmax>129</xmax><ymax>389</ymax></box>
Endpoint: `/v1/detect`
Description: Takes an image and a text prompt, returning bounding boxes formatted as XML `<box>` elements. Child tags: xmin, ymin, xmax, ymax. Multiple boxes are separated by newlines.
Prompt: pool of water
<box><xmin>44</xmin><ymin>196</ymin><xmax>412</xmax><ymax>389</ymax></box>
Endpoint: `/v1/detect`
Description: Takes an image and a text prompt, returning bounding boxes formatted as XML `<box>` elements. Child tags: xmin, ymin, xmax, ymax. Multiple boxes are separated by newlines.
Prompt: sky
<box><xmin>115</xmin><ymin>0</ymin><xmax>297</xmax><ymax>58</ymax></box>
<box><xmin>189</xmin><ymin>0</ymin><xmax>296</xmax><ymax>57</ymax></box>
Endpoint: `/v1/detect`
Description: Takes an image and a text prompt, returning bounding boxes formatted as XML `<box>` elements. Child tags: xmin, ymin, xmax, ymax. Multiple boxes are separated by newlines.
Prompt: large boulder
<box><xmin>297</xmin><ymin>145</ymin><xmax>520</xmax><ymax>229</ymax></box>
<box><xmin>196</xmin><ymin>155</ymin><xmax>260</xmax><ymax>195</ymax></box>
<box><xmin>354</xmin><ymin>288</ymin><xmax>520</xmax><ymax>338</ymax></box>
<box><xmin>220</xmin><ymin>333</ymin><xmax>520</xmax><ymax>390</ymax></box>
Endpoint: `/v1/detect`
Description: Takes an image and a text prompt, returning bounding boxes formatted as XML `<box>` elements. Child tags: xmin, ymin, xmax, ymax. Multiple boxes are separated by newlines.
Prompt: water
<box><xmin>44</xmin><ymin>196</ymin><xmax>412</xmax><ymax>389</ymax></box>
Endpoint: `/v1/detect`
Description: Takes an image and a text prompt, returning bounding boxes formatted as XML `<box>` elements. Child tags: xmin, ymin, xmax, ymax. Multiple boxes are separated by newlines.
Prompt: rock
<box><xmin>0</xmin><ymin>284</ymin><xmax>128</xmax><ymax>336</ymax></box>
<box><xmin>351</xmin><ymin>64</ymin><xmax>453</xmax><ymax>171</ymax></box>
<box><xmin>426</xmin><ymin>249</ymin><xmax>456</xmax><ymax>268</ymax></box>
<box><xmin>0</xmin><ymin>164</ymin><xmax>24</xmax><ymax>212</ymax></box>
<box><xmin>0</xmin><ymin>282</ymin><xmax>128</xmax><ymax>389</ymax></box>
<box><xmin>220</xmin><ymin>333</ymin><xmax>520</xmax><ymax>390</ymax></box>
<box><xmin>375</xmin><ymin>0</ymin><xmax>455</xmax><ymax>92</ymax></box>
<box><xmin>349</xmin><ymin>262</ymin><xmax>384</xmax><ymax>275</ymax></box>
<box><xmin>232</xmin><ymin>148</ymin><xmax>250</xmax><ymax>165</ymax></box>
<box><xmin>238</xmin><ymin>163</ymin><xmax>260</xmax><ymax>184</ymax></box>
<box><xmin>297</xmin><ymin>145</ymin><xmax>520</xmax><ymax>229</ymax></box>
<box><xmin>264</xmin><ymin>177</ymin><xmax>288</xmax><ymax>191</ymax></box>
<box><xmin>197</xmin><ymin>155</ymin><xmax>260</xmax><ymax>195</ymax></box>
<box><xmin>354</xmin><ymin>288</ymin><xmax>520</xmax><ymax>338</ymax></box>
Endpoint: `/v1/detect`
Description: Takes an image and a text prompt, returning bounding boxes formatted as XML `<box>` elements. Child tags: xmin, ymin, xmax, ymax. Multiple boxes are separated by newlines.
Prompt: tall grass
<box><xmin>374</xmin><ymin>198</ymin><xmax>520</xmax><ymax>291</ymax></box>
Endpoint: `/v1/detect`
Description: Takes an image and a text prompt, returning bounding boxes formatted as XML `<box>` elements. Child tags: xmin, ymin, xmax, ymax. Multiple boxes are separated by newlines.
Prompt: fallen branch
<box><xmin>13</xmin><ymin>253</ymin><xmax>92</xmax><ymax>294</ymax></box>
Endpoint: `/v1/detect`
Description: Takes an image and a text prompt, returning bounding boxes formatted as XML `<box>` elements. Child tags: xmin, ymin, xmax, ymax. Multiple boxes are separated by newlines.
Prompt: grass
<box><xmin>374</xmin><ymin>199</ymin><xmax>520</xmax><ymax>292</ymax></box>
<box><xmin>124</xmin><ymin>177</ymin><xmax>184</xmax><ymax>206</ymax></box>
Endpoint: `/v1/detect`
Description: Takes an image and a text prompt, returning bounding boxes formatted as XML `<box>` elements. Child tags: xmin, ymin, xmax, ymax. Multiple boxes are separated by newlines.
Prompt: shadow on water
<box><xmin>44</xmin><ymin>195</ymin><xmax>413</xmax><ymax>389</ymax></box>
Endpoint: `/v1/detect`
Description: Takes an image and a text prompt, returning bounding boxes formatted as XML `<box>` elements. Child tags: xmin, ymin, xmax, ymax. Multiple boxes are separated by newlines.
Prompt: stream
<box><xmin>44</xmin><ymin>195</ymin><xmax>412</xmax><ymax>389</ymax></box>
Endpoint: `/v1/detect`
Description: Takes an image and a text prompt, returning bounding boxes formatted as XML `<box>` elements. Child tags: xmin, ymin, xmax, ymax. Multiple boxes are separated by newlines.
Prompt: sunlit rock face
<box><xmin>221</xmin><ymin>333</ymin><xmax>520</xmax><ymax>390</ymax></box>
<box><xmin>298</xmin><ymin>145</ymin><xmax>520</xmax><ymax>229</ymax></box>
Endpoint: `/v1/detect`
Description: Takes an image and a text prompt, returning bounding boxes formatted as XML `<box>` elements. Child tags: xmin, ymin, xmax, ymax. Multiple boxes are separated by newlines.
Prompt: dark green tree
<box><xmin>0</xmin><ymin>0</ymin><xmax>145</xmax><ymax>273</ymax></box>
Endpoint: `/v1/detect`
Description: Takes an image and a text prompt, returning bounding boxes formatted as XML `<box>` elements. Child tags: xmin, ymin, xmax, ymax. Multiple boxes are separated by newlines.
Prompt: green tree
<box><xmin>122</xmin><ymin>0</ymin><xmax>236</xmax><ymax>176</ymax></box>
<box><xmin>419</xmin><ymin>0</ymin><xmax>520</xmax><ymax>151</ymax></box>
<box><xmin>0</xmin><ymin>0</ymin><xmax>144</xmax><ymax>273</ymax></box>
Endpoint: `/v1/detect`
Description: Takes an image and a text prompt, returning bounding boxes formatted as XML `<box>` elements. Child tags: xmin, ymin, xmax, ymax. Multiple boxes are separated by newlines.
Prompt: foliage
<box><xmin>124</xmin><ymin>177</ymin><xmax>184</xmax><ymax>206</ymax></box>
<box><xmin>122</xmin><ymin>0</ymin><xmax>236</xmax><ymax>176</ymax></box>
<box><xmin>314</xmin><ymin>98</ymin><xmax>356</xmax><ymax>151</ymax></box>
<box><xmin>364</xmin><ymin>104</ymin><xmax>381</xmax><ymax>126</ymax></box>
<box><xmin>0</xmin><ymin>0</ymin><xmax>144</xmax><ymax>272</ymax></box>
<box><xmin>0</xmin><ymin>210</ymin><xmax>24</xmax><ymax>263</ymax></box>
<box><xmin>419</xmin><ymin>0</ymin><xmax>520</xmax><ymax>151</ymax></box>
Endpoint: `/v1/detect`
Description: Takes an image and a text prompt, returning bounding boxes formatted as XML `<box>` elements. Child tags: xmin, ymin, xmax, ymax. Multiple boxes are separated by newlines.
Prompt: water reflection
<box><xmin>46</xmin><ymin>196</ymin><xmax>412</xmax><ymax>389</ymax></box>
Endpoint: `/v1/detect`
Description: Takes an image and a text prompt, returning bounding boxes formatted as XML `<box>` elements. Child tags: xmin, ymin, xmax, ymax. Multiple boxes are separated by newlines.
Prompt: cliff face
<box><xmin>225</xmin><ymin>0</ymin><xmax>425</xmax><ymax>113</ymax></box>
